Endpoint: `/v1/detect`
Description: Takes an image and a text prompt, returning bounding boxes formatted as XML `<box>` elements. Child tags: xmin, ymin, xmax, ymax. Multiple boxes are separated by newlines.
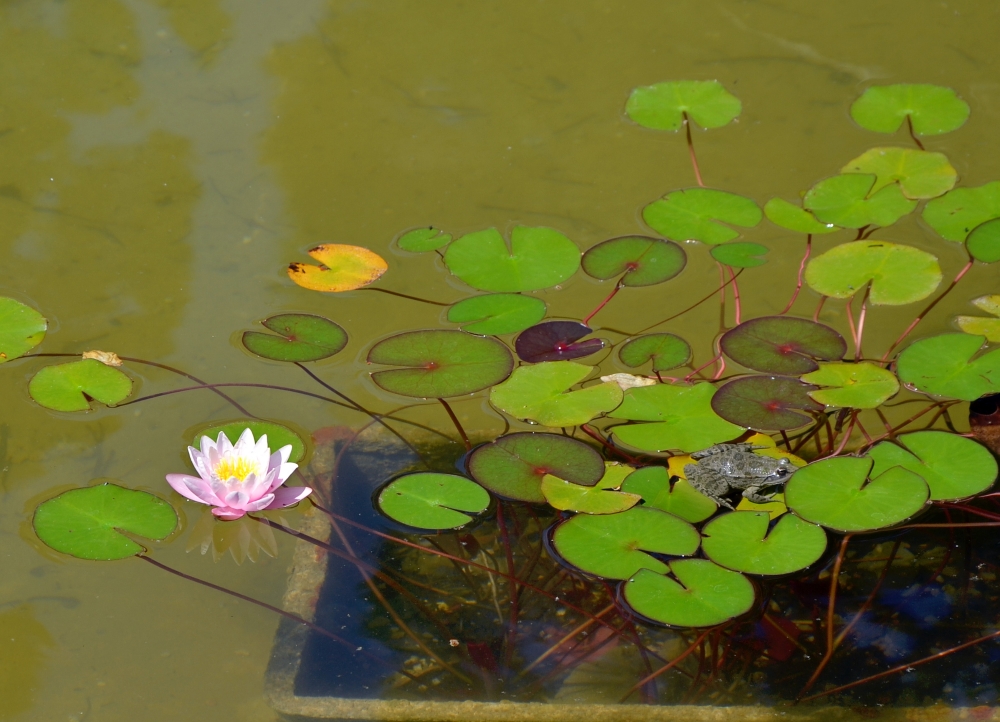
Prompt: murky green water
<box><xmin>3</xmin><ymin>0</ymin><xmax>1000</xmax><ymax>719</ymax></box>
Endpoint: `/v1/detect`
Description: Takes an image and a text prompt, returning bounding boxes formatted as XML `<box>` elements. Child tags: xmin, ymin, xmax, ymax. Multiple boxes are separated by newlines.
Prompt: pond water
<box><xmin>3</xmin><ymin>0</ymin><xmax>1000</xmax><ymax>720</ymax></box>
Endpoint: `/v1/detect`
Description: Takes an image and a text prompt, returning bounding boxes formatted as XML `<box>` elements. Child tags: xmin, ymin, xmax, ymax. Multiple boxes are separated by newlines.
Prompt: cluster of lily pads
<box><xmin>4</xmin><ymin>80</ymin><xmax>1000</xmax><ymax>635</ymax></box>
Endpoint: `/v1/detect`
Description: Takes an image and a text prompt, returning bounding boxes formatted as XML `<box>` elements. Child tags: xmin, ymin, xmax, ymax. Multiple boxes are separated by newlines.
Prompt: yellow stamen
<box><xmin>213</xmin><ymin>455</ymin><xmax>260</xmax><ymax>483</ymax></box>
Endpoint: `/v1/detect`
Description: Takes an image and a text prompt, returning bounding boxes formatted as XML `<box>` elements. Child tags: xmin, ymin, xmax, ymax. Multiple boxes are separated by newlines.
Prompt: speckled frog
<box><xmin>684</xmin><ymin>443</ymin><xmax>799</xmax><ymax>509</ymax></box>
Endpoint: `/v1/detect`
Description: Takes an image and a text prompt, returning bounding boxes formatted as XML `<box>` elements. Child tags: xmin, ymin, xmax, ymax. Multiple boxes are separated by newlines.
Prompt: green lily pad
<box><xmin>803</xmin><ymin>174</ymin><xmax>917</xmax><ymax>229</ymax></box>
<box><xmin>868</xmin><ymin>431</ymin><xmax>997</xmax><ymax>502</ymax></box>
<box><xmin>850</xmin><ymin>84</ymin><xmax>970</xmax><ymax>136</ymax></box>
<box><xmin>551</xmin><ymin>506</ymin><xmax>700</xmax><ymax>580</ymax></box>
<box><xmin>923</xmin><ymin>182</ymin><xmax>1000</xmax><ymax>242</ymax></box>
<box><xmin>377</xmin><ymin>472</ymin><xmax>490</xmax><ymax>530</ymax></box>
<box><xmin>720</xmin><ymin>316</ymin><xmax>847</xmax><ymax>375</ymax></box>
<box><xmin>701</xmin><ymin>511</ymin><xmax>826</xmax><ymax>576</ymax></box>
<box><xmin>710</xmin><ymin>242</ymin><xmax>769</xmax><ymax>268</ymax></box>
<box><xmin>712</xmin><ymin>376</ymin><xmax>823</xmax><ymax>431</ymax></box>
<box><xmin>805</xmin><ymin>240</ymin><xmax>941</xmax><ymax>305</ymax></box>
<box><xmin>643</xmin><ymin>189</ymin><xmax>762</xmax><ymax>245</ymax></box>
<box><xmin>610</xmin><ymin>382</ymin><xmax>744</xmax><ymax>452</ymax></box>
<box><xmin>966</xmin><ymin>218</ymin><xmax>1000</xmax><ymax>263</ymax></box>
<box><xmin>619</xmin><ymin>466</ymin><xmax>717</xmax><ymax>523</ymax></box>
<box><xmin>33</xmin><ymin>483</ymin><xmax>178</xmax><ymax>560</ymax></box>
<box><xmin>896</xmin><ymin>333</ymin><xmax>1000</xmax><ymax>401</ymax></box>
<box><xmin>542</xmin><ymin>462</ymin><xmax>641</xmax><ymax>514</ymax></box>
<box><xmin>0</xmin><ymin>297</ymin><xmax>46</xmax><ymax>363</ymax></box>
<box><xmin>490</xmin><ymin>361</ymin><xmax>623</xmax><ymax>427</ymax></box>
<box><xmin>447</xmin><ymin>294</ymin><xmax>546</xmax><ymax>336</ymax></box>
<box><xmin>241</xmin><ymin>314</ymin><xmax>348</xmax><ymax>362</ymax></box>
<box><xmin>618</xmin><ymin>333</ymin><xmax>691</xmax><ymax>372</ymax></box>
<box><xmin>763</xmin><ymin>198</ymin><xmax>839</xmax><ymax>235</ymax></box>
<box><xmin>443</xmin><ymin>226</ymin><xmax>580</xmax><ymax>292</ymax></box>
<box><xmin>801</xmin><ymin>362</ymin><xmax>900</xmax><ymax>409</ymax></box>
<box><xmin>784</xmin><ymin>456</ymin><xmax>929</xmax><ymax>532</ymax></box>
<box><xmin>467</xmin><ymin>432</ymin><xmax>604</xmax><ymax>503</ymax></box>
<box><xmin>581</xmin><ymin>236</ymin><xmax>686</xmax><ymax>286</ymax></box>
<box><xmin>842</xmin><ymin>147</ymin><xmax>957</xmax><ymax>200</ymax></box>
<box><xmin>368</xmin><ymin>330</ymin><xmax>514</xmax><ymax>398</ymax></box>
<box><xmin>625</xmin><ymin>80</ymin><xmax>741</xmax><ymax>131</ymax></box>
<box><xmin>397</xmin><ymin>227</ymin><xmax>452</xmax><ymax>252</ymax></box>
<box><xmin>956</xmin><ymin>295</ymin><xmax>1000</xmax><ymax>342</ymax></box>
<box><xmin>623</xmin><ymin>562</ymin><xmax>755</xmax><ymax>628</ymax></box>
<box><xmin>28</xmin><ymin>359</ymin><xmax>133</xmax><ymax>412</ymax></box>
<box><xmin>189</xmin><ymin>419</ymin><xmax>308</xmax><ymax>464</ymax></box>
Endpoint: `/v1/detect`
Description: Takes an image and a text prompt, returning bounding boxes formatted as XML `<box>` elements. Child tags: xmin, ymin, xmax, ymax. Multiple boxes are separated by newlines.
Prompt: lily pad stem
<box><xmin>683</xmin><ymin>112</ymin><xmax>705</xmax><ymax>187</ymax></box>
<box><xmin>516</xmin><ymin>603</ymin><xmax>616</xmax><ymax>678</ymax></box>
<box><xmin>727</xmin><ymin>264</ymin><xmax>742</xmax><ymax>326</ymax></box>
<box><xmin>438</xmin><ymin>398</ymin><xmax>470</xmax><ymax>451</ymax></box>
<box><xmin>358</xmin><ymin>287</ymin><xmax>452</xmax><ymax>306</ymax></box>
<box><xmin>620</xmin><ymin>628</ymin><xmax>713</xmax><ymax>702</ymax></box>
<box><xmin>780</xmin><ymin>236</ymin><xmax>812</xmax><ymax>314</ymax></box>
<box><xmin>906</xmin><ymin>114</ymin><xmax>925</xmax><ymax>151</ymax></box>
<box><xmin>582</xmin><ymin>280</ymin><xmax>623</xmax><ymax>326</ymax></box>
<box><xmin>629</xmin><ymin>269</ymin><xmax>743</xmax><ymax>337</ymax></box>
<box><xmin>495</xmin><ymin>501</ymin><xmax>520</xmax><ymax>671</ymax></box>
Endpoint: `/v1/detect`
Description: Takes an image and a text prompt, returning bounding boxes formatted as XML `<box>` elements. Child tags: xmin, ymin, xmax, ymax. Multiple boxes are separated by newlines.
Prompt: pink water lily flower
<box><xmin>166</xmin><ymin>428</ymin><xmax>311</xmax><ymax>520</ymax></box>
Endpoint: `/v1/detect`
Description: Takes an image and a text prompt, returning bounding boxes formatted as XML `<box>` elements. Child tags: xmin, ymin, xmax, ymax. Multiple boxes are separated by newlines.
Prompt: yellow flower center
<box><xmin>213</xmin><ymin>455</ymin><xmax>260</xmax><ymax>483</ymax></box>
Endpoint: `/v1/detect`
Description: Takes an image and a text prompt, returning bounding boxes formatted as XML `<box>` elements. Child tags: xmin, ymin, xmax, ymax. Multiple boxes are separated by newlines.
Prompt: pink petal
<box><xmin>166</xmin><ymin>474</ymin><xmax>223</xmax><ymax>506</ymax></box>
<box><xmin>212</xmin><ymin>507</ymin><xmax>246</xmax><ymax>520</ymax></box>
<box><xmin>243</xmin><ymin>493</ymin><xmax>276</xmax><ymax>512</ymax></box>
<box><xmin>265</xmin><ymin>486</ymin><xmax>313</xmax><ymax>510</ymax></box>
<box><xmin>246</xmin><ymin>469</ymin><xmax>277</xmax><ymax>501</ymax></box>
<box><xmin>223</xmin><ymin>489</ymin><xmax>251</xmax><ymax>510</ymax></box>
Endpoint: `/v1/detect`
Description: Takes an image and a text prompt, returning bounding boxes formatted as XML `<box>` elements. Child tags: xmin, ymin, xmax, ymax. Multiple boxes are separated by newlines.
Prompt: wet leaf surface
<box><xmin>625</xmin><ymin>80</ymin><xmax>741</xmax><ymax>131</ymax></box>
<box><xmin>609</xmin><ymin>382</ymin><xmax>744</xmax><ymax>452</ymax></box>
<box><xmin>33</xmin><ymin>483</ymin><xmax>177</xmax><ymax>560</ymax></box>
<box><xmin>581</xmin><ymin>236</ymin><xmax>686</xmax><ymax>286</ymax></box>
<box><xmin>515</xmin><ymin>321</ymin><xmax>605</xmax><ymax>363</ymax></box>
<box><xmin>896</xmin><ymin>333</ymin><xmax>1000</xmax><ymax>401</ymax></box>
<box><xmin>28</xmin><ymin>359</ymin><xmax>133</xmax><ymax>412</ymax></box>
<box><xmin>377</xmin><ymin>472</ymin><xmax>490</xmax><ymax>530</ymax></box>
<box><xmin>444</xmin><ymin>226</ymin><xmax>580</xmax><ymax>292</ymax></box>
<box><xmin>241</xmin><ymin>313</ymin><xmax>347</xmax><ymax>362</ymax></box>
<box><xmin>618</xmin><ymin>333</ymin><xmax>691</xmax><ymax>372</ymax></box>
<box><xmin>801</xmin><ymin>362</ymin><xmax>899</xmax><ymax>409</ymax></box>
<box><xmin>396</xmin><ymin>227</ymin><xmax>451</xmax><ymax>252</ymax></box>
<box><xmin>710</xmin><ymin>242</ymin><xmax>769</xmax><ymax>268</ymax></box>
<box><xmin>367</xmin><ymin>329</ymin><xmax>513</xmax><ymax>398</ymax></box>
<box><xmin>720</xmin><ymin>316</ymin><xmax>846</xmax><ymax>375</ymax></box>
<box><xmin>623</xmin><ymin>561</ymin><xmax>755</xmax><ymax>628</ymax></box>
<box><xmin>805</xmin><ymin>240</ymin><xmax>941</xmax><ymax>305</ymax></box>
<box><xmin>619</xmin><ymin>465</ymin><xmax>717</xmax><ymax>523</ymax></box>
<box><xmin>191</xmin><ymin>419</ymin><xmax>308</xmax><ymax>464</ymax></box>
<box><xmin>966</xmin><ymin>218</ymin><xmax>1000</xmax><ymax>263</ymax></box>
<box><xmin>643</xmin><ymin>188</ymin><xmax>762</xmax><ymax>245</ymax></box>
<box><xmin>447</xmin><ymin>294</ymin><xmax>546</xmax><ymax>336</ymax></box>
<box><xmin>956</xmin><ymin>295</ymin><xmax>1000</xmax><ymax>342</ymax></box>
<box><xmin>803</xmin><ymin>174</ymin><xmax>916</xmax><ymax>229</ymax></box>
<box><xmin>287</xmin><ymin>244</ymin><xmax>388</xmax><ymax>292</ymax></box>
<box><xmin>489</xmin><ymin>361</ymin><xmax>623</xmax><ymax>427</ymax></box>
<box><xmin>842</xmin><ymin>147</ymin><xmax>957</xmax><ymax>200</ymax></box>
<box><xmin>711</xmin><ymin>376</ymin><xmax>823</xmax><ymax>431</ymax></box>
<box><xmin>467</xmin><ymin>432</ymin><xmax>604</xmax><ymax>503</ymax></box>
<box><xmin>763</xmin><ymin>198</ymin><xmax>839</xmax><ymax>235</ymax></box>
<box><xmin>923</xmin><ymin>182</ymin><xmax>1000</xmax><ymax>242</ymax></box>
<box><xmin>542</xmin><ymin>462</ymin><xmax>640</xmax><ymax>514</ymax></box>
<box><xmin>868</xmin><ymin>431</ymin><xmax>997</xmax><ymax>502</ymax></box>
<box><xmin>701</xmin><ymin>511</ymin><xmax>826</xmax><ymax>576</ymax></box>
<box><xmin>850</xmin><ymin>84</ymin><xmax>970</xmax><ymax>136</ymax></box>
<box><xmin>0</xmin><ymin>297</ymin><xmax>46</xmax><ymax>363</ymax></box>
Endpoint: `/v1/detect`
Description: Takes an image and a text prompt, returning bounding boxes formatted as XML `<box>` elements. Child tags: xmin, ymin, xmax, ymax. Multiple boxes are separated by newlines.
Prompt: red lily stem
<box><xmin>438</xmin><ymin>397</ymin><xmax>471</xmax><ymax>451</ymax></box>
<box><xmin>683</xmin><ymin>112</ymin><xmax>705</xmax><ymax>187</ymax></box>
<box><xmin>854</xmin><ymin>285</ymin><xmax>871</xmax><ymax>361</ymax></box>
<box><xmin>844</xmin><ymin>293</ymin><xmax>860</xmax><ymax>353</ymax></box>
<box><xmin>727</xmin><ymin>264</ymin><xmax>742</xmax><ymax>325</ymax></box>
<box><xmin>906</xmin><ymin>114</ymin><xmax>926</xmax><ymax>151</ymax></box>
<box><xmin>583</xmin><ymin>280</ymin><xmax>623</xmax><ymax>326</ymax></box>
<box><xmin>135</xmin><ymin>555</ymin><xmax>423</xmax><ymax>685</ymax></box>
<box><xmin>812</xmin><ymin>295</ymin><xmax>827</xmax><ymax>322</ymax></box>
<box><xmin>685</xmin><ymin>354</ymin><xmax>721</xmax><ymax>382</ymax></box>
<box><xmin>495</xmin><ymin>501</ymin><xmax>520</xmax><ymax>672</ymax></box>
<box><xmin>358</xmin><ymin>287</ymin><xmax>452</xmax><ymax>306</ymax></box>
<box><xmin>827</xmin><ymin>409</ymin><xmax>858</xmax><ymax>457</ymax></box>
<box><xmin>881</xmin><ymin>255</ymin><xmax>975</xmax><ymax>364</ymax></box>
<box><xmin>717</xmin><ymin>262</ymin><xmax>727</xmax><ymax>329</ymax></box>
<box><xmin>780</xmin><ymin>236</ymin><xmax>812</xmax><ymax>314</ymax></box>
<box><xmin>620</xmin><ymin>629</ymin><xmax>713</xmax><ymax>702</ymax></box>
<box><xmin>631</xmin><ymin>269</ymin><xmax>743</xmax><ymax>336</ymax></box>
<box><xmin>798</xmin><ymin>627</ymin><xmax>1000</xmax><ymax>704</ymax></box>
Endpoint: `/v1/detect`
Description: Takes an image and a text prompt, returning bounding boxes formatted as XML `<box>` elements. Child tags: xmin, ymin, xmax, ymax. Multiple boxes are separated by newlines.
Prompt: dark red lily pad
<box><xmin>467</xmin><ymin>432</ymin><xmax>605</xmax><ymax>503</ymax></box>
<box><xmin>515</xmin><ymin>321</ymin><xmax>605</xmax><ymax>363</ymax></box>
<box><xmin>712</xmin><ymin>376</ymin><xmax>824</xmax><ymax>430</ymax></box>
<box><xmin>581</xmin><ymin>236</ymin><xmax>687</xmax><ymax>287</ymax></box>
<box><xmin>720</xmin><ymin>316</ymin><xmax>846</xmax><ymax>375</ymax></box>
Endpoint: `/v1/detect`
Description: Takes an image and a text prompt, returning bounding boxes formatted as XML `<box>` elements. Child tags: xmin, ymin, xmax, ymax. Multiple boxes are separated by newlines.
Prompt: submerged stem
<box><xmin>583</xmin><ymin>281</ymin><xmax>623</xmax><ymax>326</ymax></box>
<box><xmin>438</xmin><ymin>397</ymin><xmax>471</xmax><ymax>451</ymax></box>
<box><xmin>780</xmin><ymin>236</ymin><xmax>812</xmax><ymax>315</ymax></box>
<box><xmin>683</xmin><ymin>112</ymin><xmax>705</xmax><ymax>187</ymax></box>
<box><xmin>359</xmin><ymin>287</ymin><xmax>452</xmax><ymax>306</ymax></box>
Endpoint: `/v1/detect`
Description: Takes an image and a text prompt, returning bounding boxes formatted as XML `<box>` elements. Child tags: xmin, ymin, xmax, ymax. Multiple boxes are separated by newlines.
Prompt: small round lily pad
<box><xmin>33</xmin><ymin>483</ymin><xmax>178</xmax><ymax>560</ymax></box>
<box><xmin>619</xmin><ymin>466</ymin><xmax>717</xmax><ymax>523</ymax></box>
<box><xmin>541</xmin><ymin>462</ymin><xmax>640</xmax><ymax>514</ymax></box>
<box><xmin>966</xmin><ymin>218</ymin><xmax>1000</xmax><ymax>264</ymax></box>
<box><xmin>287</xmin><ymin>244</ymin><xmax>388</xmax><ymax>292</ymax></box>
<box><xmin>923</xmin><ymin>182</ymin><xmax>1000</xmax><ymax>242</ymax></box>
<box><xmin>701</xmin><ymin>511</ymin><xmax>826</xmax><ymax>576</ymax></box>
<box><xmin>377</xmin><ymin>472</ymin><xmax>490</xmax><ymax>530</ymax></box>
<box><xmin>625</xmin><ymin>80</ymin><xmax>741</xmax><ymax>131</ymax></box>
<box><xmin>763</xmin><ymin>198</ymin><xmax>839</xmax><ymax>235</ymax></box>
<box><xmin>842</xmin><ymin>147</ymin><xmax>957</xmax><ymax>200</ymax></box>
<box><xmin>850</xmin><ymin>84</ymin><xmax>970</xmax><ymax>136</ymax></box>
<box><xmin>0</xmin><ymin>297</ymin><xmax>46</xmax><ymax>363</ymax></box>
<box><xmin>711</xmin><ymin>376</ymin><xmax>823</xmax><ymax>431</ymax></box>
<box><xmin>710</xmin><ymin>242</ymin><xmax>769</xmax><ymax>268</ymax></box>
<box><xmin>720</xmin><ymin>316</ymin><xmax>846</xmax><ymax>375</ymax></box>
<box><xmin>805</xmin><ymin>240</ymin><xmax>941</xmax><ymax>306</ymax></box>
<box><xmin>581</xmin><ymin>236</ymin><xmax>686</xmax><ymax>286</ymax></box>
<box><xmin>489</xmin><ymin>361</ymin><xmax>623</xmax><ymax>427</ymax></box>
<box><xmin>443</xmin><ymin>226</ymin><xmax>580</xmax><ymax>292</ymax></box>
<box><xmin>896</xmin><ymin>333</ymin><xmax>1000</xmax><ymax>401</ymax></box>
<box><xmin>242</xmin><ymin>314</ymin><xmax>348</xmax><ymax>362</ymax></box>
<box><xmin>623</xmin><ymin>562</ymin><xmax>755</xmax><ymax>628</ymax></box>
<box><xmin>467</xmin><ymin>432</ymin><xmax>604</xmax><ymax>503</ymax></box>
<box><xmin>397</xmin><ymin>227</ymin><xmax>452</xmax><ymax>253</ymax></box>
<box><xmin>447</xmin><ymin>294</ymin><xmax>546</xmax><ymax>336</ymax></box>
<box><xmin>800</xmin><ymin>362</ymin><xmax>900</xmax><ymax>409</ymax></box>
<box><xmin>190</xmin><ymin>419</ymin><xmax>309</xmax><ymax>464</ymax></box>
<box><xmin>643</xmin><ymin>188</ymin><xmax>762</xmax><ymax>245</ymax></box>
<box><xmin>803</xmin><ymin>174</ymin><xmax>917</xmax><ymax>229</ymax></box>
<box><xmin>619</xmin><ymin>333</ymin><xmax>691</xmax><ymax>372</ymax></box>
<box><xmin>28</xmin><ymin>359</ymin><xmax>133</xmax><ymax>412</ymax></box>
<box><xmin>868</xmin><ymin>431</ymin><xmax>997</xmax><ymax>502</ymax></box>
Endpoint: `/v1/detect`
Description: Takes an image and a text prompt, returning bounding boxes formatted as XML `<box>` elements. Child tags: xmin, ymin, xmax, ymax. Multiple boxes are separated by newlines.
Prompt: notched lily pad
<box><xmin>0</xmin><ymin>297</ymin><xmax>46</xmax><ymax>362</ymax></box>
<box><xmin>720</xmin><ymin>316</ymin><xmax>846</xmax><ymax>375</ymax></box>
<box><xmin>581</xmin><ymin>236</ymin><xmax>686</xmax><ymax>286</ymax></box>
<box><xmin>367</xmin><ymin>330</ymin><xmax>513</xmax><ymax>398</ymax></box>
<box><xmin>710</xmin><ymin>242</ymin><xmax>769</xmax><ymax>268</ymax></box>
<box><xmin>287</xmin><ymin>244</ymin><xmax>388</xmax><ymax>292</ymax></box>
<box><xmin>618</xmin><ymin>333</ymin><xmax>691</xmax><ymax>372</ymax></box>
<box><xmin>489</xmin><ymin>361</ymin><xmax>623</xmax><ymax>427</ymax></box>
<box><xmin>619</xmin><ymin>465</ymin><xmax>717</xmax><ymax>523</ymax></box>
<box><xmin>712</xmin><ymin>376</ymin><xmax>823</xmax><ymax>431</ymax></box>
<box><xmin>397</xmin><ymin>227</ymin><xmax>452</xmax><ymax>253</ymax></box>
<box><xmin>623</xmin><ymin>561</ymin><xmax>755</xmax><ymax>628</ymax></box>
<box><xmin>28</xmin><ymin>359</ymin><xmax>133</xmax><ymax>412</ymax></box>
<box><xmin>625</xmin><ymin>80</ymin><xmax>741</xmax><ymax>131</ymax></box>
<box><xmin>804</xmin><ymin>174</ymin><xmax>916</xmax><ymax>229</ymax></box>
<box><xmin>643</xmin><ymin>188</ymin><xmax>762</xmax><ymax>245</ymax></box>
<box><xmin>241</xmin><ymin>314</ymin><xmax>347</xmax><ymax>362</ymax></box>
<box><xmin>850</xmin><ymin>84</ymin><xmax>970</xmax><ymax>136</ymax></box>
<box><xmin>33</xmin><ymin>483</ymin><xmax>178</xmax><ymax>560</ymax></box>
<box><xmin>966</xmin><ymin>218</ymin><xmax>1000</xmax><ymax>264</ymax></box>
<box><xmin>377</xmin><ymin>473</ymin><xmax>490</xmax><ymax>530</ymax></box>
<box><xmin>868</xmin><ymin>431</ymin><xmax>997</xmax><ymax>502</ymax></box>
<box><xmin>444</xmin><ymin>226</ymin><xmax>580</xmax><ymax>292</ymax></box>
<box><xmin>701</xmin><ymin>511</ymin><xmax>826</xmax><ymax>576</ymax></box>
<box><xmin>896</xmin><ymin>333</ymin><xmax>1000</xmax><ymax>401</ymax></box>
<box><xmin>515</xmin><ymin>321</ymin><xmax>605</xmax><ymax>363</ymax></box>
<box><xmin>467</xmin><ymin>432</ymin><xmax>604</xmax><ymax>503</ymax></box>
<box><xmin>842</xmin><ymin>147</ymin><xmax>957</xmax><ymax>200</ymax></box>
<box><xmin>801</xmin><ymin>362</ymin><xmax>899</xmax><ymax>409</ymax></box>
<box><xmin>447</xmin><ymin>294</ymin><xmax>546</xmax><ymax>336</ymax></box>
<box><xmin>923</xmin><ymin>182</ymin><xmax>1000</xmax><ymax>242</ymax></box>
<box><xmin>956</xmin><ymin>295</ymin><xmax>1000</xmax><ymax>342</ymax></box>
<box><xmin>763</xmin><ymin>198</ymin><xmax>839</xmax><ymax>235</ymax></box>
<box><xmin>542</xmin><ymin>462</ymin><xmax>640</xmax><ymax>514</ymax></box>
<box><xmin>805</xmin><ymin>240</ymin><xmax>941</xmax><ymax>306</ymax></box>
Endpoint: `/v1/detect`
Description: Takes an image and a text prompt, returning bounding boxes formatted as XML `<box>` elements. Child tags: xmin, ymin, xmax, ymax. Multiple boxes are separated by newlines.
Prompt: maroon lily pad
<box><xmin>712</xmin><ymin>375</ymin><xmax>824</xmax><ymax>430</ymax></box>
<box><xmin>515</xmin><ymin>321</ymin><xmax>605</xmax><ymax>363</ymax></box>
<box><xmin>720</xmin><ymin>316</ymin><xmax>846</xmax><ymax>375</ymax></box>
